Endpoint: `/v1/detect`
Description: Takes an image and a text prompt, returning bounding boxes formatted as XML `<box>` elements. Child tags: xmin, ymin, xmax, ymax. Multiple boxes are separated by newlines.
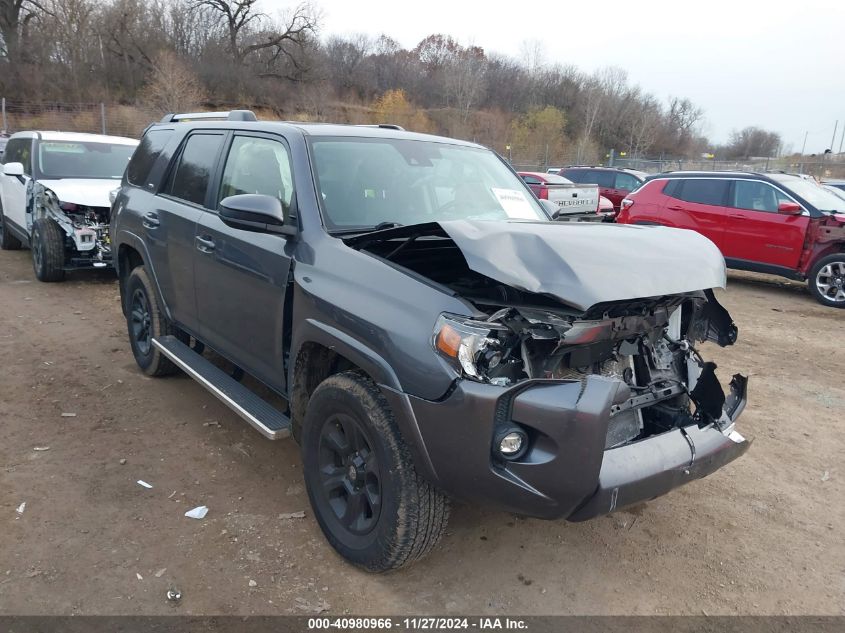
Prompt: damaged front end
<box><xmin>30</xmin><ymin>182</ymin><xmax>112</xmax><ymax>269</ymax></box>
<box><xmin>349</xmin><ymin>220</ymin><xmax>750</xmax><ymax>519</ymax></box>
<box><xmin>431</xmin><ymin>289</ymin><xmax>746</xmax><ymax>449</ymax></box>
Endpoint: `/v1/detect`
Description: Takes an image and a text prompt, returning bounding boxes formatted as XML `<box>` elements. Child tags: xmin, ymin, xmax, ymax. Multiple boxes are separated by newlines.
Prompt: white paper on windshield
<box><xmin>491</xmin><ymin>188</ymin><xmax>536</xmax><ymax>219</ymax></box>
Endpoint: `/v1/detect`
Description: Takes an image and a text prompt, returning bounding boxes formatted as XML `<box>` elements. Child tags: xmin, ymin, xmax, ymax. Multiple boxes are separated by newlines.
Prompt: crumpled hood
<box><xmin>438</xmin><ymin>220</ymin><xmax>727</xmax><ymax>311</ymax></box>
<box><xmin>39</xmin><ymin>179</ymin><xmax>119</xmax><ymax>208</ymax></box>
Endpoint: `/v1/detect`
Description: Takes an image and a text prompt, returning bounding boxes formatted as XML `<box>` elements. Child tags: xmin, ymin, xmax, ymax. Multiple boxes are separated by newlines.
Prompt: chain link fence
<box><xmin>1</xmin><ymin>99</ymin><xmax>163</xmax><ymax>139</ymax></box>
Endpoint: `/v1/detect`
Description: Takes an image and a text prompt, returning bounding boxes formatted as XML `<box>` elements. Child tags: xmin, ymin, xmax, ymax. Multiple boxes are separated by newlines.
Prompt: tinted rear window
<box><xmin>165</xmin><ymin>133</ymin><xmax>224</xmax><ymax>206</ymax></box>
<box><xmin>663</xmin><ymin>179</ymin><xmax>680</xmax><ymax>197</ymax></box>
<box><xmin>3</xmin><ymin>138</ymin><xmax>32</xmax><ymax>173</ymax></box>
<box><xmin>583</xmin><ymin>170</ymin><xmax>615</xmax><ymax>188</ymax></box>
<box><xmin>677</xmin><ymin>179</ymin><xmax>728</xmax><ymax>206</ymax></box>
<box><xmin>127</xmin><ymin>129</ymin><xmax>174</xmax><ymax>187</ymax></box>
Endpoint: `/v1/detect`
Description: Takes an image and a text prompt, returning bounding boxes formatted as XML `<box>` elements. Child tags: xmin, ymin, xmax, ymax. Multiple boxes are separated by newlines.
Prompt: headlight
<box><xmin>432</xmin><ymin>314</ymin><xmax>504</xmax><ymax>380</ymax></box>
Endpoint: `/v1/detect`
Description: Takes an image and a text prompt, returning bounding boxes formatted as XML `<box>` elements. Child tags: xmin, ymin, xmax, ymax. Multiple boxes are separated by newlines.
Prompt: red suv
<box><xmin>617</xmin><ymin>171</ymin><xmax>845</xmax><ymax>307</ymax></box>
<box><xmin>560</xmin><ymin>166</ymin><xmax>647</xmax><ymax>212</ymax></box>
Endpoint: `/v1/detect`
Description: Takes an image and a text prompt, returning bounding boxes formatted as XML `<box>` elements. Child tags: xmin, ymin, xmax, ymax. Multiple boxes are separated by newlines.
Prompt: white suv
<box><xmin>0</xmin><ymin>131</ymin><xmax>138</xmax><ymax>281</ymax></box>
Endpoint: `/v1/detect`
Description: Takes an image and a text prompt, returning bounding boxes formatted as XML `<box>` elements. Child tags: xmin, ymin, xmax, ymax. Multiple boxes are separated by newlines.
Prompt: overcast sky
<box><xmin>271</xmin><ymin>0</ymin><xmax>844</xmax><ymax>153</ymax></box>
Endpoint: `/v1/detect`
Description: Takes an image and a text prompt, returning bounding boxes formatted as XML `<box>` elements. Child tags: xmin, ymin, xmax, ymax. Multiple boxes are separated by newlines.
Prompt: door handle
<box><xmin>142</xmin><ymin>212</ymin><xmax>160</xmax><ymax>229</ymax></box>
<box><xmin>195</xmin><ymin>235</ymin><xmax>216</xmax><ymax>253</ymax></box>
<box><xmin>667</xmin><ymin>205</ymin><xmax>684</xmax><ymax>211</ymax></box>
<box><xmin>728</xmin><ymin>213</ymin><xmax>746</xmax><ymax>220</ymax></box>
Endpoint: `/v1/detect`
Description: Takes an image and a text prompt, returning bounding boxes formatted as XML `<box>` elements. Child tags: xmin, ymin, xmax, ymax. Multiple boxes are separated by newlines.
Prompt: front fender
<box><xmin>289</xmin><ymin>318</ymin><xmax>440</xmax><ymax>482</ymax></box>
<box><xmin>290</xmin><ymin>318</ymin><xmax>402</xmax><ymax>392</ymax></box>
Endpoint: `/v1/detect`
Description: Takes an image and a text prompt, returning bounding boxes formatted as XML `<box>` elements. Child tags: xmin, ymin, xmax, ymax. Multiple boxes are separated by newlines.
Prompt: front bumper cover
<box><xmin>405</xmin><ymin>374</ymin><xmax>749</xmax><ymax>520</ymax></box>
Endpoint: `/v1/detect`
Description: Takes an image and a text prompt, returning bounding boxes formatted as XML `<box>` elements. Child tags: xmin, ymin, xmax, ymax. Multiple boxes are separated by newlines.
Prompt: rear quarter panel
<box><xmin>617</xmin><ymin>180</ymin><xmax>670</xmax><ymax>225</ymax></box>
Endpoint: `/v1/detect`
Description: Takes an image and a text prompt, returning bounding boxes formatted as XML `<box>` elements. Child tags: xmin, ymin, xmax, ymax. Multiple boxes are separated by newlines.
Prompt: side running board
<box><xmin>152</xmin><ymin>335</ymin><xmax>291</xmax><ymax>440</ymax></box>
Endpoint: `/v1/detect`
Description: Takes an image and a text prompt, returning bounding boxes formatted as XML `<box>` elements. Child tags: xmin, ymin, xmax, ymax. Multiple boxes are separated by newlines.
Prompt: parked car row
<box><xmin>546</xmin><ymin>166</ymin><xmax>647</xmax><ymax>214</ymax></box>
<box><xmin>0</xmin><ymin>112</ymin><xmax>751</xmax><ymax>572</ymax></box>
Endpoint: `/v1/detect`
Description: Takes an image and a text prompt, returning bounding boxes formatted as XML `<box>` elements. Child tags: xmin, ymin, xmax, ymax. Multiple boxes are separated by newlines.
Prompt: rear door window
<box><xmin>3</xmin><ymin>139</ymin><xmax>32</xmax><ymax>174</ymax></box>
<box><xmin>677</xmin><ymin>179</ymin><xmax>729</xmax><ymax>206</ymax></box>
<box><xmin>127</xmin><ymin>129</ymin><xmax>174</xmax><ymax>187</ymax></box>
<box><xmin>164</xmin><ymin>133</ymin><xmax>225</xmax><ymax>207</ymax></box>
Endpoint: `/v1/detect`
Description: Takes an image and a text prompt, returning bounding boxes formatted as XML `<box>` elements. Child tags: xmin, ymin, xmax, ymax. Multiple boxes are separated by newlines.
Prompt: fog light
<box><xmin>498</xmin><ymin>431</ymin><xmax>526</xmax><ymax>458</ymax></box>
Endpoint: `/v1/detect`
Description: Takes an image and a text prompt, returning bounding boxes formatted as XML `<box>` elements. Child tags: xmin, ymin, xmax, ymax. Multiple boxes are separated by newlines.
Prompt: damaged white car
<box><xmin>0</xmin><ymin>131</ymin><xmax>138</xmax><ymax>281</ymax></box>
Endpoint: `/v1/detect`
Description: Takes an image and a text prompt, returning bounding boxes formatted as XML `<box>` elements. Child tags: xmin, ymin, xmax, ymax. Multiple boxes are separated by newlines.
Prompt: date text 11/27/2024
<box><xmin>307</xmin><ymin>617</ymin><xmax>529</xmax><ymax>630</ymax></box>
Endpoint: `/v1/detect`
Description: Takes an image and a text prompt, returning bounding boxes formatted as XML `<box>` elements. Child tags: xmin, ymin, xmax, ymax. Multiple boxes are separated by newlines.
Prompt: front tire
<box><xmin>808</xmin><ymin>253</ymin><xmax>845</xmax><ymax>308</ymax></box>
<box><xmin>125</xmin><ymin>266</ymin><xmax>178</xmax><ymax>376</ymax></box>
<box><xmin>0</xmin><ymin>205</ymin><xmax>22</xmax><ymax>250</ymax></box>
<box><xmin>302</xmin><ymin>371</ymin><xmax>449</xmax><ymax>572</ymax></box>
<box><xmin>31</xmin><ymin>218</ymin><xmax>66</xmax><ymax>282</ymax></box>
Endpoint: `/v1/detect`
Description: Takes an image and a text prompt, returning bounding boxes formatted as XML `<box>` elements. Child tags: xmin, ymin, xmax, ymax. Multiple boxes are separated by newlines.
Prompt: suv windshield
<box><xmin>37</xmin><ymin>141</ymin><xmax>137</xmax><ymax>180</ymax></box>
<box><xmin>770</xmin><ymin>175</ymin><xmax>845</xmax><ymax>213</ymax></box>
<box><xmin>310</xmin><ymin>137</ymin><xmax>548</xmax><ymax>230</ymax></box>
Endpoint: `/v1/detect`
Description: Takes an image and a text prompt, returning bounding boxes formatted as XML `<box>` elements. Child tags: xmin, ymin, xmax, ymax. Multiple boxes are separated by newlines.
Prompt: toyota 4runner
<box><xmin>112</xmin><ymin>111</ymin><xmax>750</xmax><ymax>571</ymax></box>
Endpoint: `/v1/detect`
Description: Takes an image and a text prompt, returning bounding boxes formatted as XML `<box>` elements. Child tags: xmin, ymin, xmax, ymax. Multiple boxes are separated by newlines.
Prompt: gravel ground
<box><xmin>0</xmin><ymin>247</ymin><xmax>842</xmax><ymax>615</ymax></box>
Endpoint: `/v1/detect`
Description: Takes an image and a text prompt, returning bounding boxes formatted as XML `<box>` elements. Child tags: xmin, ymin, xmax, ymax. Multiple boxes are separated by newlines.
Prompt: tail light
<box><xmin>620</xmin><ymin>198</ymin><xmax>634</xmax><ymax>211</ymax></box>
<box><xmin>538</xmin><ymin>186</ymin><xmax>549</xmax><ymax>200</ymax></box>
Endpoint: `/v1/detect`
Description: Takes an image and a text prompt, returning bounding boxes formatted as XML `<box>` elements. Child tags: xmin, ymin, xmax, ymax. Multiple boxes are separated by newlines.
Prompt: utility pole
<box><xmin>839</xmin><ymin>123</ymin><xmax>845</xmax><ymax>154</ymax></box>
<box><xmin>801</xmin><ymin>131</ymin><xmax>808</xmax><ymax>155</ymax></box>
<box><xmin>1</xmin><ymin>98</ymin><xmax>6</xmax><ymax>132</ymax></box>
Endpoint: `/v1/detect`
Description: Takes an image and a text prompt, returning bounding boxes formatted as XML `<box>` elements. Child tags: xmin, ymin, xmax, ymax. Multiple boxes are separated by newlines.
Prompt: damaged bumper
<box><xmin>407</xmin><ymin>374</ymin><xmax>749</xmax><ymax>520</ymax></box>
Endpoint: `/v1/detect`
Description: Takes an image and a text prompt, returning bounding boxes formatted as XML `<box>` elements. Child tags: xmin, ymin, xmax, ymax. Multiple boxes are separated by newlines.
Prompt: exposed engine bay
<box><xmin>349</xmin><ymin>222</ymin><xmax>747</xmax><ymax>449</ymax></box>
<box><xmin>29</xmin><ymin>181</ymin><xmax>112</xmax><ymax>267</ymax></box>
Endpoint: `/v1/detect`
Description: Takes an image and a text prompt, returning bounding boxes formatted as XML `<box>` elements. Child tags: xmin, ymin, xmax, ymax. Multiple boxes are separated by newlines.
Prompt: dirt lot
<box><xmin>0</xmin><ymin>246</ymin><xmax>843</xmax><ymax>616</ymax></box>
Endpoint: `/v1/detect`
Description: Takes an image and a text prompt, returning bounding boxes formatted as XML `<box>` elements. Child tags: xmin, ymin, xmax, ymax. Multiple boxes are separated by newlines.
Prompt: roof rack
<box><xmin>356</xmin><ymin>123</ymin><xmax>405</xmax><ymax>131</ymax></box>
<box><xmin>159</xmin><ymin>110</ymin><xmax>258</xmax><ymax>123</ymax></box>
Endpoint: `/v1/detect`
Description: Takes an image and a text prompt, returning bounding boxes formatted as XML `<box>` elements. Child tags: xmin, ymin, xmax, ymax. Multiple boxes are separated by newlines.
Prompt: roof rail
<box><xmin>159</xmin><ymin>110</ymin><xmax>258</xmax><ymax>123</ymax></box>
<box><xmin>357</xmin><ymin>123</ymin><xmax>405</xmax><ymax>131</ymax></box>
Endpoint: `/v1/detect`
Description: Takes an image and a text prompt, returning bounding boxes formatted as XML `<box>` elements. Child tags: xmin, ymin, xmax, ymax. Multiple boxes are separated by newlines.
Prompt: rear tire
<box><xmin>0</xmin><ymin>205</ymin><xmax>22</xmax><ymax>250</ymax></box>
<box><xmin>808</xmin><ymin>253</ymin><xmax>845</xmax><ymax>308</ymax></box>
<box><xmin>125</xmin><ymin>266</ymin><xmax>179</xmax><ymax>376</ymax></box>
<box><xmin>302</xmin><ymin>371</ymin><xmax>449</xmax><ymax>572</ymax></box>
<box><xmin>31</xmin><ymin>218</ymin><xmax>66</xmax><ymax>282</ymax></box>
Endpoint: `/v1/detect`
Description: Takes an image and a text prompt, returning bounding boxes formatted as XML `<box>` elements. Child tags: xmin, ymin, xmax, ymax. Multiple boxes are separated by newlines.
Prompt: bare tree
<box><xmin>144</xmin><ymin>50</ymin><xmax>206</xmax><ymax>113</ymax></box>
<box><xmin>724</xmin><ymin>126</ymin><xmax>782</xmax><ymax>159</ymax></box>
<box><xmin>576</xmin><ymin>76</ymin><xmax>604</xmax><ymax>163</ymax></box>
<box><xmin>445</xmin><ymin>44</ymin><xmax>486</xmax><ymax>123</ymax></box>
<box><xmin>0</xmin><ymin>0</ymin><xmax>51</xmax><ymax>62</ymax></box>
<box><xmin>192</xmin><ymin>0</ymin><xmax>317</xmax><ymax>68</ymax></box>
<box><xmin>324</xmin><ymin>33</ymin><xmax>372</xmax><ymax>95</ymax></box>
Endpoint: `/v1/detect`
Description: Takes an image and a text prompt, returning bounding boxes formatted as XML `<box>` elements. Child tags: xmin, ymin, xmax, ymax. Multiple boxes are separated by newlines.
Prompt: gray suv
<box><xmin>111</xmin><ymin>111</ymin><xmax>750</xmax><ymax>571</ymax></box>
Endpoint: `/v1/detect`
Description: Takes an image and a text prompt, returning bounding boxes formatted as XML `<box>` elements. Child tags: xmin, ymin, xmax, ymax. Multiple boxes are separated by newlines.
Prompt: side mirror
<box><xmin>777</xmin><ymin>201</ymin><xmax>802</xmax><ymax>215</ymax></box>
<box><xmin>3</xmin><ymin>162</ymin><xmax>24</xmax><ymax>177</ymax></box>
<box><xmin>218</xmin><ymin>194</ymin><xmax>296</xmax><ymax>236</ymax></box>
<box><xmin>539</xmin><ymin>199</ymin><xmax>559</xmax><ymax>217</ymax></box>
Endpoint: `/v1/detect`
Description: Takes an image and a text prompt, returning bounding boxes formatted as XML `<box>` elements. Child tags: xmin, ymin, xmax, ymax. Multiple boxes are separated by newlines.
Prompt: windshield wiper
<box><xmin>328</xmin><ymin>222</ymin><xmax>404</xmax><ymax>237</ymax></box>
<box><xmin>372</xmin><ymin>221</ymin><xmax>403</xmax><ymax>231</ymax></box>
